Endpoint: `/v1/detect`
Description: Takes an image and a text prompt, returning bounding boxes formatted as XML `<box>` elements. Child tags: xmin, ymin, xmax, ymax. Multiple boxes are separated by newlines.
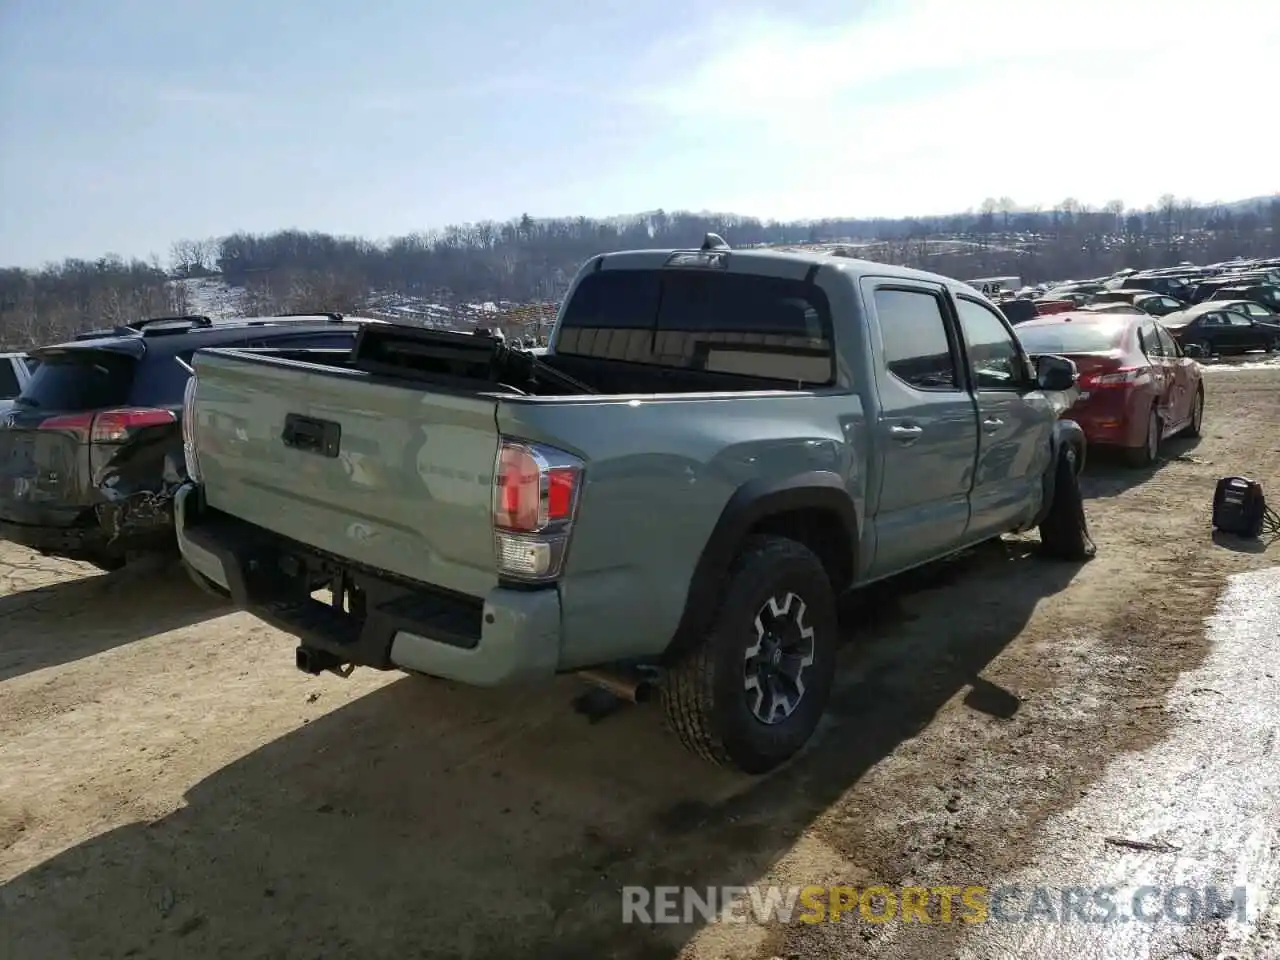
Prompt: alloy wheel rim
<box><xmin>743</xmin><ymin>592</ymin><xmax>816</xmax><ymax>725</ymax></box>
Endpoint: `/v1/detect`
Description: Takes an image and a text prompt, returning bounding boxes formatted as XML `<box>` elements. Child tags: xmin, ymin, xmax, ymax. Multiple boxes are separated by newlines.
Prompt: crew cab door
<box><xmin>951</xmin><ymin>294</ymin><xmax>1057</xmax><ymax>539</ymax></box>
<box><xmin>861</xmin><ymin>281</ymin><xmax>979</xmax><ymax>577</ymax></box>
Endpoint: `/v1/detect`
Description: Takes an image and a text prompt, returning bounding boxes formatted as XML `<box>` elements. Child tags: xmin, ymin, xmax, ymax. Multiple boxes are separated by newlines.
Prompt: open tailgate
<box><xmin>191</xmin><ymin>349</ymin><xmax>501</xmax><ymax>598</ymax></box>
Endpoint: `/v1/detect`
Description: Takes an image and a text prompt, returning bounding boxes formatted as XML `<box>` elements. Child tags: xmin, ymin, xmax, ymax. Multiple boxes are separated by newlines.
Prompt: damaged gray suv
<box><xmin>0</xmin><ymin>314</ymin><xmax>370</xmax><ymax>570</ymax></box>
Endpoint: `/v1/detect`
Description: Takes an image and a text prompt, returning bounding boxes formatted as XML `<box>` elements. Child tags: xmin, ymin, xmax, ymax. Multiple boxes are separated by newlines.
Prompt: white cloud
<box><xmin>628</xmin><ymin>0</ymin><xmax>1280</xmax><ymax>215</ymax></box>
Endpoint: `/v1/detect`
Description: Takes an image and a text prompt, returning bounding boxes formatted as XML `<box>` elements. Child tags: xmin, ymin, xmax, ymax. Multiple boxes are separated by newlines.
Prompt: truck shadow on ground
<box><xmin>0</xmin><ymin>563</ymin><xmax>229</xmax><ymax>682</ymax></box>
<box><xmin>2</xmin><ymin>540</ymin><xmax>1085</xmax><ymax>960</ymax></box>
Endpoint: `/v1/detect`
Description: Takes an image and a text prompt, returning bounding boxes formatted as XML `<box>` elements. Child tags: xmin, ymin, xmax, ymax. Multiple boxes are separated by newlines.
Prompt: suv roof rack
<box><xmin>273</xmin><ymin>311</ymin><xmax>346</xmax><ymax>322</ymax></box>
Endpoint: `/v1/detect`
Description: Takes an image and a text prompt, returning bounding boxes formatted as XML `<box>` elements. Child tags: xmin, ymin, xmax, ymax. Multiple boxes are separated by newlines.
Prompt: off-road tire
<box><xmin>1124</xmin><ymin>406</ymin><xmax>1161</xmax><ymax>468</ymax></box>
<box><xmin>662</xmin><ymin>535</ymin><xmax>838</xmax><ymax>775</ymax></box>
<box><xmin>1039</xmin><ymin>445</ymin><xmax>1096</xmax><ymax>562</ymax></box>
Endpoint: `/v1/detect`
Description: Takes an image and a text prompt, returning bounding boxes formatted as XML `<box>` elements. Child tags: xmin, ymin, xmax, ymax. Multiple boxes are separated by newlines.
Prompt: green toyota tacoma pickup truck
<box><xmin>175</xmin><ymin>239</ymin><xmax>1091</xmax><ymax>774</ymax></box>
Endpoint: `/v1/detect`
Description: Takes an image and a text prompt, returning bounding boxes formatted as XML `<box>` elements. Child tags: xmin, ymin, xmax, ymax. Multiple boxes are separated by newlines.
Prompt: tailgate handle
<box><xmin>282</xmin><ymin>414</ymin><xmax>341</xmax><ymax>458</ymax></box>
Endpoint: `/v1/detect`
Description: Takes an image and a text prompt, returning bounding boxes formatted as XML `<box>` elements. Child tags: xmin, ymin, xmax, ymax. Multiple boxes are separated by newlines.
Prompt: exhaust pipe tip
<box><xmin>577</xmin><ymin>668</ymin><xmax>656</xmax><ymax>704</ymax></box>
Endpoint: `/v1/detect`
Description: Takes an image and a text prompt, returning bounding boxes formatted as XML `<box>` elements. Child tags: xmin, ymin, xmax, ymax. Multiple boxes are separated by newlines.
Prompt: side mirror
<box><xmin>1035</xmin><ymin>354</ymin><xmax>1078</xmax><ymax>391</ymax></box>
<box><xmin>1182</xmin><ymin>342</ymin><xmax>1205</xmax><ymax>359</ymax></box>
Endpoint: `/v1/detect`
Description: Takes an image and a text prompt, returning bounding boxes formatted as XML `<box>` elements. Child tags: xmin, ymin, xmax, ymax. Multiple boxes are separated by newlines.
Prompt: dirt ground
<box><xmin>2</xmin><ymin>366</ymin><xmax>1278</xmax><ymax>960</ymax></box>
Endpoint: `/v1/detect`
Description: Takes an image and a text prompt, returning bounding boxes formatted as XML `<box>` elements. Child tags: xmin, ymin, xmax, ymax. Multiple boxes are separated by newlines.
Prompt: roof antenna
<box><xmin>701</xmin><ymin>232</ymin><xmax>730</xmax><ymax>251</ymax></box>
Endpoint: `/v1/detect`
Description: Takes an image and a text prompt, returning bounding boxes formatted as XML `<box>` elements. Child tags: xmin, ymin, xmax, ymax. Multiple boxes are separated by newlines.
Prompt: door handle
<box><xmin>982</xmin><ymin>417</ymin><xmax>1004</xmax><ymax>431</ymax></box>
<box><xmin>889</xmin><ymin>424</ymin><xmax>923</xmax><ymax>443</ymax></box>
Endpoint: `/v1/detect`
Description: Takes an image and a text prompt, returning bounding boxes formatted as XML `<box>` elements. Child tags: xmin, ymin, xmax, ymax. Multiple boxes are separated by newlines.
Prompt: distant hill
<box><xmin>4</xmin><ymin>194</ymin><xmax>1279</xmax><ymax>349</ymax></box>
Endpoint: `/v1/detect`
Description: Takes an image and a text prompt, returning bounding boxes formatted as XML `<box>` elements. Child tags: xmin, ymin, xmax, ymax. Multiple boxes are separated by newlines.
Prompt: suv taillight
<box><xmin>492</xmin><ymin>439</ymin><xmax>583</xmax><ymax>582</ymax></box>
<box><xmin>40</xmin><ymin>407</ymin><xmax>175</xmax><ymax>443</ymax></box>
<box><xmin>181</xmin><ymin>375</ymin><xmax>201</xmax><ymax>481</ymax></box>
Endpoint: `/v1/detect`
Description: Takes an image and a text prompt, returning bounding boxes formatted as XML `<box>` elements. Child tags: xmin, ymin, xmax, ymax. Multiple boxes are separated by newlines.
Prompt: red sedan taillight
<box><xmin>1080</xmin><ymin>367</ymin><xmax>1152</xmax><ymax>389</ymax></box>
<box><xmin>492</xmin><ymin>438</ymin><xmax>584</xmax><ymax>582</ymax></box>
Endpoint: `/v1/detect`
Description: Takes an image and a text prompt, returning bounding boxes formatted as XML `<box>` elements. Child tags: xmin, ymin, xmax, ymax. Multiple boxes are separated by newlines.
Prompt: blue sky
<box><xmin>2</xmin><ymin>0</ymin><xmax>1277</xmax><ymax>267</ymax></box>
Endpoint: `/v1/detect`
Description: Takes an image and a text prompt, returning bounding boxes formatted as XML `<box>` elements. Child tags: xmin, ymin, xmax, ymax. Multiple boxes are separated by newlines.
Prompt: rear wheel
<box><xmin>1186</xmin><ymin>338</ymin><xmax>1211</xmax><ymax>358</ymax></box>
<box><xmin>1124</xmin><ymin>407</ymin><xmax>1161</xmax><ymax>468</ymax></box>
<box><xmin>1268</xmin><ymin>336</ymin><xmax>1280</xmax><ymax>354</ymax></box>
<box><xmin>662</xmin><ymin>535</ymin><xmax>838</xmax><ymax>775</ymax></box>
<box><xmin>1182</xmin><ymin>385</ymin><xmax>1204</xmax><ymax>438</ymax></box>
<box><xmin>1039</xmin><ymin>445</ymin><xmax>1096</xmax><ymax>562</ymax></box>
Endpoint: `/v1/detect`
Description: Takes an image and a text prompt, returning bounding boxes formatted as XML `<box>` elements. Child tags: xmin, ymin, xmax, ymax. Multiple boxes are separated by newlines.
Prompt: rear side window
<box><xmin>0</xmin><ymin>362</ymin><xmax>19</xmax><ymax>399</ymax></box>
<box><xmin>21</xmin><ymin>350</ymin><xmax>137</xmax><ymax>410</ymax></box>
<box><xmin>557</xmin><ymin>269</ymin><xmax>834</xmax><ymax>385</ymax></box>
<box><xmin>874</xmin><ymin>288</ymin><xmax>960</xmax><ymax>390</ymax></box>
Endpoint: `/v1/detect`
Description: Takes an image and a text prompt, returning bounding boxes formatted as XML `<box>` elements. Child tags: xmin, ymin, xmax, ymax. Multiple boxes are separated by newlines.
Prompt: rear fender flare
<box><xmin>664</xmin><ymin>472</ymin><xmax>858</xmax><ymax>663</ymax></box>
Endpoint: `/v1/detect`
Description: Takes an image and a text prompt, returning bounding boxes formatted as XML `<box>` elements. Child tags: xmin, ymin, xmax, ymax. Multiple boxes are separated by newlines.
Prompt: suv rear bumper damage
<box><xmin>174</xmin><ymin>484</ymin><xmax>562</xmax><ymax>685</ymax></box>
<box><xmin>0</xmin><ymin>502</ymin><xmax>174</xmax><ymax>563</ymax></box>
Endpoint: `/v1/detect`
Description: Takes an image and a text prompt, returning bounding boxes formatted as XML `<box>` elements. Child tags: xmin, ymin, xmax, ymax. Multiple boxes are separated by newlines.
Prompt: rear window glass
<box><xmin>1016</xmin><ymin>321</ymin><xmax>1127</xmax><ymax>354</ymax></box>
<box><xmin>0</xmin><ymin>362</ymin><xmax>19</xmax><ymax>399</ymax></box>
<box><xmin>20</xmin><ymin>350</ymin><xmax>137</xmax><ymax>410</ymax></box>
<box><xmin>557</xmin><ymin>269</ymin><xmax>834</xmax><ymax>384</ymax></box>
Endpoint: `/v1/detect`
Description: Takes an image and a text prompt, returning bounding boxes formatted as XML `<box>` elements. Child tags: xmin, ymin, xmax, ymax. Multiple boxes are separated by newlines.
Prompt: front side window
<box><xmin>874</xmin><ymin>288</ymin><xmax>960</xmax><ymax>391</ymax></box>
<box><xmin>955</xmin><ymin>297</ymin><xmax>1027</xmax><ymax>390</ymax></box>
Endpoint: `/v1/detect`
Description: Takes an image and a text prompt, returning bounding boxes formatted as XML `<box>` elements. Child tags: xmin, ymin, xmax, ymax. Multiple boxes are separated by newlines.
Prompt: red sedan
<box><xmin>1015</xmin><ymin>311</ymin><xmax>1204</xmax><ymax>467</ymax></box>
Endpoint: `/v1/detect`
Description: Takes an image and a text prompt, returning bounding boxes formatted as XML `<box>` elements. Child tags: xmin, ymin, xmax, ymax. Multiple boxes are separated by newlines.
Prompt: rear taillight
<box><xmin>38</xmin><ymin>407</ymin><xmax>175</xmax><ymax>443</ymax></box>
<box><xmin>181</xmin><ymin>375</ymin><xmax>201</xmax><ymax>482</ymax></box>
<box><xmin>1081</xmin><ymin>367</ymin><xmax>1151</xmax><ymax>388</ymax></box>
<box><xmin>91</xmin><ymin>408</ymin><xmax>175</xmax><ymax>443</ymax></box>
<box><xmin>492</xmin><ymin>439</ymin><xmax>583</xmax><ymax>582</ymax></box>
<box><xmin>37</xmin><ymin>412</ymin><xmax>96</xmax><ymax>437</ymax></box>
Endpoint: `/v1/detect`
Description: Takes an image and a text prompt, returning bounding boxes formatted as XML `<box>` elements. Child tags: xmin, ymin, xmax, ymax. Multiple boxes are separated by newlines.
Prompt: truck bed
<box><xmin>186</xmin><ymin>324</ymin><xmax>859</xmax><ymax>665</ymax></box>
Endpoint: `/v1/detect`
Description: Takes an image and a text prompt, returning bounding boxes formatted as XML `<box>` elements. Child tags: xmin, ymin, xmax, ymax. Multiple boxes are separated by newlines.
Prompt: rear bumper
<box><xmin>0</xmin><ymin>517</ymin><xmax>107</xmax><ymax>554</ymax></box>
<box><xmin>0</xmin><ymin>508</ymin><xmax>173</xmax><ymax>560</ymax></box>
<box><xmin>174</xmin><ymin>484</ymin><xmax>562</xmax><ymax>685</ymax></box>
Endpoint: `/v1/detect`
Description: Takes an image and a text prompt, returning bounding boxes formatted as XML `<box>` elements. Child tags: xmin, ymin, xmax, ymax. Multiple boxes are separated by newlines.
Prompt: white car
<box><xmin>0</xmin><ymin>352</ymin><xmax>37</xmax><ymax>415</ymax></box>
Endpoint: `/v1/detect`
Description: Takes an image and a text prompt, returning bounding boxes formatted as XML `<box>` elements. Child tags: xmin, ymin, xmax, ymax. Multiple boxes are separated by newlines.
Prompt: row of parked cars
<box><xmin>971</xmin><ymin>256</ymin><xmax>1280</xmax><ymax>467</ymax></box>
<box><xmin>0</xmin><ymin>240</ymin><xmax>1226</xmax><ymax>776</ymax></box>
<box><xmin>995</xmin><ymin>257</ymin><xmax>1280</xmax><ymax>355</ymax></box>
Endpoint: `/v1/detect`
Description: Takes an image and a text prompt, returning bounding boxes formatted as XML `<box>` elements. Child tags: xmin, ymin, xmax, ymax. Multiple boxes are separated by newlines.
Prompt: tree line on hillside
<box><xmin>3</xmin><ymin>195</ymin><xmax>1279</xmax><ymax>349</ymax></box>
